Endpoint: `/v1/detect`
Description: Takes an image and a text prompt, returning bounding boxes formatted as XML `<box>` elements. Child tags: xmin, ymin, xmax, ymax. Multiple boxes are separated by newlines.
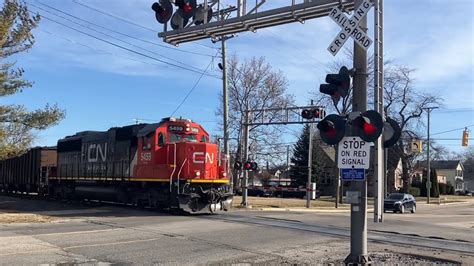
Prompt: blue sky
<box><xmin>4</xmin><ymin>0</ymin><xmax>473</xmax><ymax>154</ymax></box>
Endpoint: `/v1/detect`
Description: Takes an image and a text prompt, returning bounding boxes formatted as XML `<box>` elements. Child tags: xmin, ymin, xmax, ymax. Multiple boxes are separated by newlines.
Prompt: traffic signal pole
<box><xmin>373</xmin><ymin>0</ymin><xmax>384</xmax><ymax>223</ymax></box>
<box><xmin>307</xmin><ymin>118</ymin><xmax>313</xmax><ymax>208</ymax></box>
<box><xmin>345</xmin><ymin>0</ymin><xmax>370</xmax><ymax>263</ymax></box>
<box><xmin>221</xmin><ymin>35</ymin><xmax>231</xmax><ymax>193</ymax></box>
<box><xmin>241</xmin><ymin>110</ymin><xmax>250</xmax><ymax>207</ymax></box>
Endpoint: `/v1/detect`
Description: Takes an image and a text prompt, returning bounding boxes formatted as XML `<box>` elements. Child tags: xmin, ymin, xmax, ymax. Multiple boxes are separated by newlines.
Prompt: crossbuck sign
<box><xmin>328</xmin><ymin>0</ymin><xmax>373</xmax><ymax>56</ymax></box>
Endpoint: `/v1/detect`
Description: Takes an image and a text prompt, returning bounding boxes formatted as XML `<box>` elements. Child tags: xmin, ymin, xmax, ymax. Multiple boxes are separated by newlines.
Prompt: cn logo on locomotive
<box><xmin>192</xmin><ymin>152</ymin><xmax>214</xmax><ymax>164</ymax></box>
<box><xmin>87</xmin><ymin>143</ymin><xmax>107</xmax><ymax>163</ymax></box>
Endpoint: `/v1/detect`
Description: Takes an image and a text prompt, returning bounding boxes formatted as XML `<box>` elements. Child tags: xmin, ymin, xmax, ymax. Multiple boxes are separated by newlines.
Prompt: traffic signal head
<box><xmin>319</xmin><ymin>66</ymin><xmax>351</xmax><ymax>102</ymax></box>
<box><xmin>462</xmin><ymin>128</ymin><xmax>469</xmax><ymax>146</ymax></box>
<box><xmin>151</xmin><ymin>0</ymin><xmax>173</xmax><ymax>24</ymax></box>
<box><xmin>301</xmin><ymin>108</ymin><xmax>325</xmax><ymax>120</ymax></box>
<box><xmin>317</xmin><ymin>114</ymin><xmax>346</xmax><ymax>145</ymax></box>
<box><xmin>175</xmin><ymin>0</ymin><xmax>197</xmax><ymax>20</ymax></box>
<box><xmin>353</xmin><ymin>110</ymin><xmax>383</xmax><ymax>142</ymax></box>
<box><xmin>383</xmin><ymin>117</ymin><xmax>401</xmax><ymax>148</ymax></box>
<box><xmin>243</xmin><ymin>161</ymin><xmax>258</xmax><ymax>171</ymax></box>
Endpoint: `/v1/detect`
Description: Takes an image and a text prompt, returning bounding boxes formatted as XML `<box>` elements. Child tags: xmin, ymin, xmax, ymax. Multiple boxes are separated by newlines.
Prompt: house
<box><xmin>385</xmin><ymin>146</ymin><xmax>404</xmax><ymax>193</ymax></box>
<box><xmin>414</xmin><ymin>160</ymin><xmax>464</xmax><ymax>192</ymax></box>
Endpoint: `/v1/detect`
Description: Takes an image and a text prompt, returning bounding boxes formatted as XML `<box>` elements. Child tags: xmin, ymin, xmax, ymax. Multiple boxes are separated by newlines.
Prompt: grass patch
<box><xmin>0</xmin><ymin>213</ymin><xmax>55</xmax><ymax>224</ymax></box>
<box><xmin>231</xmin><ymin>196</ymin><xmax>350</xmax><ymax>209</ymax></box>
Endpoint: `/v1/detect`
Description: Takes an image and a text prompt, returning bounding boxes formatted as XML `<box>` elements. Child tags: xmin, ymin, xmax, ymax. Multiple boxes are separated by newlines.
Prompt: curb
<box><xmin>233</xmin><ymin>207</ymin><xmax>375</xmax><ymax>213</ymax></box>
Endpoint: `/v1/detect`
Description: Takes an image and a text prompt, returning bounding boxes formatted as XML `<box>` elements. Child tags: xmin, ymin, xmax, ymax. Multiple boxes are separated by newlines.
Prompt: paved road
<box><xmin>0</xmin><ymin>195</ymin><xmax>472</xmax><ymax>264</ymax></box>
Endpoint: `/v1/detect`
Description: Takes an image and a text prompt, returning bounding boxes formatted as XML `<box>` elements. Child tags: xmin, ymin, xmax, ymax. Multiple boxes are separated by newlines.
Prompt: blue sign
<box><xmin>341</xmin><ymin>168</ymin><xmax>365</xmax><ymax>181</ymax></box>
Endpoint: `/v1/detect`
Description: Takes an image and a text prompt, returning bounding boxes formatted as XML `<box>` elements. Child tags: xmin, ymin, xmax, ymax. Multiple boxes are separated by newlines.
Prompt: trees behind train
<box><xmin>0</xmin><ymin>0</ymin><xmax>65</xmax><ymax>160</ymax></box>
<box><xmin>215</xmin><ymin>55</ymin><xmax>295</xmax><ymax>190</ymax></box>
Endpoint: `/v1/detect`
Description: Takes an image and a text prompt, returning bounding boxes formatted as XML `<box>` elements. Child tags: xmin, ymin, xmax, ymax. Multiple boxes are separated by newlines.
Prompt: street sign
<box><xmin>327</xmin><ymin>0</ymin><xmax>373</xmax><ymax>56</ymax></box>
<box><xmin>338</xmin><ymin>136</ymin><xmax>371</xmax><ymax>169</ymax></box>
<box><xmin>341</xmin><ymin>168</ymin><xmax>366</xmax><ymax>181</ymax></box>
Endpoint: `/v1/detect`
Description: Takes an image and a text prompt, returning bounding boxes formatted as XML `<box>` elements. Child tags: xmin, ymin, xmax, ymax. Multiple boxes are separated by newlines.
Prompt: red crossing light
<box><xmin>317</xmin><ymin>114</ymin><xmax>346</xmax><ymax>145</ymax></box>
<box><xmin>354</xmin><ymin>110</ymin><xmax>383</xmax><ymax>142</ymax></box>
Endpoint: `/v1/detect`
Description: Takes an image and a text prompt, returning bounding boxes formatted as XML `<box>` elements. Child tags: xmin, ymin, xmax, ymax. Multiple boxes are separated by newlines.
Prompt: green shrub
<box><xmin>408</xmin><ymin>187</ymin><xmax>420</xmax><ymax>197</ymax></box>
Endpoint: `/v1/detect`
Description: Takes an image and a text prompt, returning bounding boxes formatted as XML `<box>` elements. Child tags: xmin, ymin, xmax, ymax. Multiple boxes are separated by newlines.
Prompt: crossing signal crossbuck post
<box><xmin>319</xmin><ymin>66</ymin><xmax>352</xmax><ymax>105</ymax></box>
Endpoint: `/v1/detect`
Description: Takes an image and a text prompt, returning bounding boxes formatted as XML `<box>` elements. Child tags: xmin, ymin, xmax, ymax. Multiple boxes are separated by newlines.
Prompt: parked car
<box><xmin>384</xmin><ymin>193</ymin><xmax>416</xmax><ymax>214</ymax></box>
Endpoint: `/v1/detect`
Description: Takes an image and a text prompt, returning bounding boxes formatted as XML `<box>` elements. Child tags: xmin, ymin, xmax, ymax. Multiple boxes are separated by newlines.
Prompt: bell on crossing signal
<box><xmin>151</xmin><ymin>0</ymin><xmax>173</xmax><ymax>24</ymax></box>
<box><xmin>383</xmin><ymin>117</ymin><xmax>401</xmax><ymax>148</ymax></box>
<box><xmin>175</xmin><ymin>0</ymin><xmax>197</xmax><ymax>20</ymax></box>
<box><xmin>193</xmin><ymin>5</ymin><xmax>213</xmax><ymax>25</ymax></box>
<box><xmin>234</xmin><ymin>161</ymin><xmax>243</xmax><ymax>170</ymax></box>
<box><xmin>317</xmin><ymin>114</ymin><xmax>346</xmax><ymax>145</ymax></box>
<box><xmin>353</xmin><ymin>110</ymin><xmax>383</xmax><ymax>142</ymax></box>
<box><xmin>319</xmin><ymin>66</ymin><xmax>351</xmax><ymax>104</ymax></box>
<box><xmin>301</xmin><ymin>108</ymin><xmax>326</xmax><ymax>120</ymax></box>
<box><xmin>462</xmin><ymin>128</ymin><xmax>469</xmax><ymax>147</ymax></box>
<box><xmin>243</xmin><ymin>161</ymin><xmax>258</xmax><ymax>171</ymax></box>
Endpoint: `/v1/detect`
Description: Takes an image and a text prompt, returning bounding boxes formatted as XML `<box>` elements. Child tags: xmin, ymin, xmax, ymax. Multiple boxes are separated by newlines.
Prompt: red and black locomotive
<box><xmin>0</xmin><ymin>117</ymin><xmax>233</xmax><ymax>213</ymax></box>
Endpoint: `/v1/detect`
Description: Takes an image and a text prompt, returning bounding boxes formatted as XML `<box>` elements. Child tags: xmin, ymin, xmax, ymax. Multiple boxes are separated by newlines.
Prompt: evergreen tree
<box><xmin>289</xmin><ymin>124</ymin><xmax>326</xmax><ymax>187</ymax></box>
<box><xmin>0</xmin><ymin>0</ymin><xmax>65</xmax><ymax>159</ymax></box>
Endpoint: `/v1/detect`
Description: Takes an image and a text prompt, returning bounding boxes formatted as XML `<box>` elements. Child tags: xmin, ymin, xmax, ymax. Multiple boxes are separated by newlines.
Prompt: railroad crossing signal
<box><xmin>462</xmin><ymin>128</ymin><xmax>469</xmax><ymax>146</ymax></box>
<box><xmin>151</xmin><ymin>0</ymin><xmax>173</xmax><ymax>24</ymax></box>
<box><xmin>327</xmin><ymin>0</ymin><xmax>373</xmax><ymax>56</ymax></box>
<box><xmin>243</xmin><ymin>161</ymin><xmax>258</xmax><ymax>171</ymax></box>
<box><xmin>353</xmin><ymin>110</ymin><xmax>384</xmax><ymax>142</ymax></box>
<box><xmin>383</xmin><ymin>117</ymin><xmax>401</xmax><ymax>148</ymax></box>
<box><xmin>301</xmin><ymin>107</ymin><xmax>326</xmax><ymax>120</ymax></box>
<box><xmin>317</xmin><ymin>114</ymin><xmax>346</xmax><ymax>145</ymax></box>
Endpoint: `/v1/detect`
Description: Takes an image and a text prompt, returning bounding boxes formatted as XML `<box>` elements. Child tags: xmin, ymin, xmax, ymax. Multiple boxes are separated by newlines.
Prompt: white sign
<box><xmin>327</xmin><ymin>0</ymin><xmax>373</xmax><ymax>56</ymax></box>
<box><xmin>338</xmin><ymin>136</ymin><xmax>371</xmax><ymax>169</ymax></box>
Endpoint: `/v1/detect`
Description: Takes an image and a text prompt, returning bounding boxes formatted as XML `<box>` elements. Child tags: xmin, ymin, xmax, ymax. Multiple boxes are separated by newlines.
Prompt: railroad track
<box><xmin>207</xmin><ymin>213</ymin><xmax>474</xmax><ymax>255</ymax></box>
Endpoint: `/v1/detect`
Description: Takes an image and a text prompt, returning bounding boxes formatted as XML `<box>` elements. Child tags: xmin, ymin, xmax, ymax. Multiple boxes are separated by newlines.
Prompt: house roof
<box><xmin>415</xmin><ymin>160</ymin><xmax>462</xmax><ymax>170</ymax></box>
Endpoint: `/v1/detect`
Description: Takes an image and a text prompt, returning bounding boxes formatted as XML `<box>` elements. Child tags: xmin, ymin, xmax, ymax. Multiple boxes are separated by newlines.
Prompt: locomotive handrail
<box><xmin>169</xmin><ymin>143</ymin><xmax>177</xmax><ymax>193</ymax></box>
<box><xmin>176</xmin><ymin>157</ymin><xmax>188</xmax><ymax>195</ymax></box>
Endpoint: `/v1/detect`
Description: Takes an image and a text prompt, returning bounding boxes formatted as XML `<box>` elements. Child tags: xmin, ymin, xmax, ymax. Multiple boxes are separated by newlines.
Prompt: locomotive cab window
<box><xmin>142</xmin><ymin>134</ymin><xmax>152</xmax><ymax>150</ymax></box>
<box><xmin>200</xmin><ymin>136</ymin><xmax>207</xmax><ymax>142</ymax></box>
<box><xmin>158</xmin><ymin>133</ymin><xmax>166</xmax><ymax>147</ymax></box>
<box><xmin>170</xmin><ymin>134</ymin><xmax>198</xmax><ymax>143</ymax></box>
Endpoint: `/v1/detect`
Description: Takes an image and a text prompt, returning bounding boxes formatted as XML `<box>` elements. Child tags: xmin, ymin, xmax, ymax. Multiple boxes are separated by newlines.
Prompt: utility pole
<box><xmin>423</xmin><ymin>106</ymin><xmax>438</xmax><ymax>204</ymax></box>
<box><xmin>345</xmin><ymin>0</ymin><xmax>369</xmax><ymax>263</ymax></box>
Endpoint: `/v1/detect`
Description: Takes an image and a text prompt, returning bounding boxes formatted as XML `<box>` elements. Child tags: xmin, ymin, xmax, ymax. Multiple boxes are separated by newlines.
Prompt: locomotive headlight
<box><xmin>195</xmin><ymin>171</ymin><xmax>201</xmax><ymax>177</ymax></box>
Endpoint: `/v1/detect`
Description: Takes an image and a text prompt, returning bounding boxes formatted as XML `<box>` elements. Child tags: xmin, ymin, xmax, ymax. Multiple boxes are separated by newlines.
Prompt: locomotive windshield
<box><xmin>170</xmin><ymin>134</ymin><xmax>198</xmax><ymax>143</ymax></box>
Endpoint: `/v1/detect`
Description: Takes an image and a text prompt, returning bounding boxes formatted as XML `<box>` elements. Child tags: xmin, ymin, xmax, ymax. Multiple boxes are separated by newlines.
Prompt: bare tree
<box><xmin>216</xmin><ymin>55</ymin><xmax>295</xmax><ymax>187</ymax></box>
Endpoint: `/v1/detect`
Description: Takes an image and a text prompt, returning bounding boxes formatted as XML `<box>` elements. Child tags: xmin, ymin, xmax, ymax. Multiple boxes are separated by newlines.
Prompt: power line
<box><xmin>71</xmin><ymin>0</ymin><xmax>218</xmax><ymax>50</ymax></box>
<box><xmin>431</xmin><ymin>124</ymin><xmax>474</xmax><ymax>136</ymax></box>
<box><xmin>170</xmin><ymin>54</ymin><xmax>217</xmax><ymax>116</ymax></box>
<box><xmin>31</xmin><ymin>0</ymin><xmax>216</xmax><ymax>58</ymax></box>
<box><xmin>29</xmin><ymin>6</ymin><xmax>216</xmax><ymax>74</ymax></box>
<box><xmin>34</xmin><ymin>13</ymin><xmax>220</xmax><ymax>79</ymax></box>
<box><xmin>37</xmin><ymin>28</ymin><xmax>172</xmax><ymax>69</ymax></box>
